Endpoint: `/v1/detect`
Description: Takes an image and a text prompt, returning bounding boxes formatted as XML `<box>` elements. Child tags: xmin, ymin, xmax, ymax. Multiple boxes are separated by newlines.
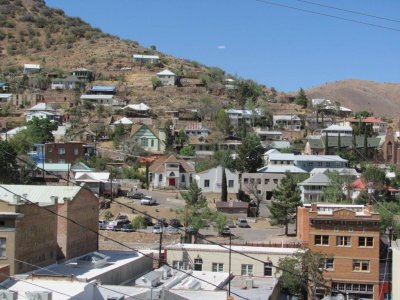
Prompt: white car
<box><xmin>141</xmin><ymin>196</ymin><xmax>156</xmax><ymax>205</ymax></box>
<box><xmin>153</xmin><ymin>224</ymin><xmax>163</xmax><ymax>234</ymax></box>
<box><xmin>98</xmin><ymin>220</ymin><xmax>108</xmax><ymax>230</ymax></box>
<box><xmin>236</xmin><ymin>218</ymin><xmax>249</xmax><ymax>228</ymax></box>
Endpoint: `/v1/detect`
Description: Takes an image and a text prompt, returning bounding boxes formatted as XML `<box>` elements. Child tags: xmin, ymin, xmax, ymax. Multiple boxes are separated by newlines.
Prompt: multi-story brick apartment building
<box><xmin>297</xmin><ymin>204</ymin><xmax>380</xmax><ymax>300</ymax></box>
<box><xmin>44</xmin><ymin>142</ymin><xmax>95</xmax><ymax>164</ymax></box>
<box><xmin>0</xmin><ymin>185</ymin><xmax>99</xmax><ymax>274</ymax></box>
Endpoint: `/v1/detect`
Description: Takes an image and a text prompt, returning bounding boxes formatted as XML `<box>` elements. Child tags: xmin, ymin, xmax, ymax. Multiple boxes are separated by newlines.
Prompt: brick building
<box><xmin>0</xmin><ymin>185</ymin><xmax>99</xmax><ymax>274</ymax></box>
<box><xmin>297</xmin><ymin>204</ymin><xmax>380</xmax><ymax>300</ymax></box>
<box><xmin>45</xmin><ymin>142</ymin><xmax>95</xmax><ymax>164</ymax></box>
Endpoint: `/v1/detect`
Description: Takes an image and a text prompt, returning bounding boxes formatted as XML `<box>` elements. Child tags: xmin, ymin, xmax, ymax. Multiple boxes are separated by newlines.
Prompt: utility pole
<box><xmin>228</xmin><ymin>233</ymin><xmax>232</xmax><ymax>298</ymax></box>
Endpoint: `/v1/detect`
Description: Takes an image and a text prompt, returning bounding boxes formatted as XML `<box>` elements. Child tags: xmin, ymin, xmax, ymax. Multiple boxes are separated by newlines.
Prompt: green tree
<box><xmin>103</xmin><ymin>210</ymin><xmax>114</xmax><ymax>221</ymax></box>
<box><xmin>221</xmin><ymin>166</ymin><xmax>228</xmax><ymax>202</ymax></box>
<box><xmin>132</xmin><ymin>215</ymin><xmax>146</xmax><ymax>229</ymax></box>
<box><xmin>176</xmin><ymin>129</ymin><xmax>188</xmax><ymax>149</ymax></box>
<box><xmin>236</xmin><ymin>134</ymin><xmax>264</xmax><ymax>173</ymax></box>
<box><xmin>374</xmin><ymin>202</ymin><xmax>400</xmax><ymax>235</ymax></box>
<box><xmin>362</xmin><ymin>165</ymin><xmax>386</xmax><ymax>190</ymax></box>
<box><xmin>236</xmin><ymin>80</ymin><xmax>262</xmax><ymax>106</ymax></box>
<box><xmin>323</xmin><ymin>171</ymin><xmax>348</xmax><ymax>203</ymax></box>
<box><xmin>164</xmin><ymin>120</ymin><xmax>174</xmax><ymax>152</ymax></box>
<box><xmin>0</xmin><ymin>141</ymin><xmax>19</xmax><ymax>183</ymax></box>
<box><xmin>212</xmin><ymin>212</ymin><xmax>227</xmax><ymax>235</ymax></box>
<box><xmin>179</xmin><ymin>182</ymin><xmax>210</xmax><ymax>230</ymax></box>
<box><xmin>215</xmin><ymin>109</ymin><xmax>233</xmax><ymax>137</ymax></box>
<box><xmin>25</xmin><ymin>117</ymin><xmax>57</xmax><ymax>144</ymax></box>
<box><xmin>269</xmin><ymin>172</ymin><xmax>303</xmax><ymax>235</ymax></box>
<box><xmin>295</xmin><ymin>88</ymin><xmax>308</xmax><ymax>107</ymax></box>
<box><xmin>151</xmin><ymin>76</ymin><xmax>162</xmax><ymax>90</ymax></box>
<box><xmin>277</xmin><ymin>249</ymin><xmax>329</xmax><ymax>299</ymax></box>
<box><xmin>179</xmin><ymin>145</ymin><xmax>195</xmax><ymax>156</ymax></box>
<box><xmin>112</xmin><ymin>123</ymin><xmax>126</xmax><ymax>147</ymax></box>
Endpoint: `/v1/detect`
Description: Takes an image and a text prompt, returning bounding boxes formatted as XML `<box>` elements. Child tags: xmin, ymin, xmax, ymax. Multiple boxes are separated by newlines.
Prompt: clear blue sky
<box><xmin>45</xmin><ymin>0</ymin><xmax>400</xmax><ymax>92</ymax></box>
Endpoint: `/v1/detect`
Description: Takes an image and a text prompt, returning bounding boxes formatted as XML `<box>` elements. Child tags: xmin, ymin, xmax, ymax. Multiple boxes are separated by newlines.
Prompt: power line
<box><xmin>1</xmin><ymin>149</ymin><xmax>343</xmax><ymax>295</ymax></box>
<box><xmin>255</xmin><ymin>0</ymin><xmax>400</xmax><ymax>32</ymax></box>
<box><xmin>292</xmin><ymin>0</ymin><xmax>400</xmax><ymax>23</ymax></box>
<box><xmin>0</xmin><ymin>185</ymin><xmax>250</xmax><ymax>300</ymax></box>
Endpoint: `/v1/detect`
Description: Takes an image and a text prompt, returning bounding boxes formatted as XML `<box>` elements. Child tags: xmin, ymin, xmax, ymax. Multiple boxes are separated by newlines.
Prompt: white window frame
<box><xmin>241</xmin><ymin>264</ymin><xmax>253</xmax><ymax>276</ymax></box>
<box><xmin>212</xmin><ymin>263</ymin><xmax>224</xmax><ymax>272</ymax></box>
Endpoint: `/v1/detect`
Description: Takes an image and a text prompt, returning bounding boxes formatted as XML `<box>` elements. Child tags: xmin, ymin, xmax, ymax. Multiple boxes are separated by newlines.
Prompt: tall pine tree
<box><xmin>221</xmin><ymin>166</ymin><xmax>227</xmax><ymax>202</ymax></box>
<box><xmin>269</xmin><ymin>172</ymin><xmax>303</xmax><ymax>235</ymax></box>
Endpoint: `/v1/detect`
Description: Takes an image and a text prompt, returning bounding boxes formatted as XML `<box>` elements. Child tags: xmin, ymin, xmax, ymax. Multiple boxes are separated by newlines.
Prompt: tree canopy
<box><xmin>236</xmin><ymin>133</ymin><xmax>264</xmax><ymax>173</ymax></box>
<box><xmin>0</xmin><ymin>140</ymin><xmax>19</xmax><ymax>183</ymax></box>
<box><xmin>295</xmin><ymin>88</ymin><xmax>308</xmax><ymax>107</ymax></box>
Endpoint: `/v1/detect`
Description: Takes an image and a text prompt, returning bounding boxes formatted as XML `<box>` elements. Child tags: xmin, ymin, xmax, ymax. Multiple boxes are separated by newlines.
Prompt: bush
<box><xmin>132</xmin><ymin>216</ymin><xmax>146</xmax><ymax>230</ymax></box>
<box><xmin>0</xmin><ymin>30</ymin><xmax>5</xmax><ymax>41</ymax></box>
<box><xmin>152</xmin><ymin>77</ymin><xmax>162</xmax><ymax>90</ymax></box>
<box><xmin>103</xmin><ymin>210</ymin><xmax>114</xmax><ymax>221</ymax></box>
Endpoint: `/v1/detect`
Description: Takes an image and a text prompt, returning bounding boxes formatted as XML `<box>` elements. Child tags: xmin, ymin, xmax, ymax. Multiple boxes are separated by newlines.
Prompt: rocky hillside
<box><xmin>306</xmin><ymin>80</ymin><xmax>400</xmax><ymax>119</ymax></box>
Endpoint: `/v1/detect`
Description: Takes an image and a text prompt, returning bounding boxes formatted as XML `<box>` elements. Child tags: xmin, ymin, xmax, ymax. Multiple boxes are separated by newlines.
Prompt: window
<box><xmin>264</xmin><ymin>179</ymin><xmax>270</xmax><ymax>184</ymax></box>
<box><xmin>58</xmin><ymin>159</ymin><xmax>65</xmax><ymax>164</ymax></box>
<box><xmin>48</xmin><ymin>147</ymin><xmax>53</xmax><ymax>153</ymax></box>
<box><xmin>325</xmin><ymin>162</ymin><xmax>331</xmax><ymax>167</ymax></box>
<box><xmin>241</xmin><ymin>264</ymin><xmax>253</xmax><ymax>275</ymax></box>
<box><xmin>151</xmin><ymin>139</ymin><xmax>154</xmax><ymax>147</ymax></box>
<box><xmin>314</xmin><ymin>235</ymin><xmax>329</xmax><ymax>246</ymax></box>
<box><xmin>353</xmin><ymin>260</ymin><xmax>369</xmax><ymax>272</ymax></box>
<box><xmin>257</xmin><ymin>178</ymin><xmax>261</xmax><ymax>184</ymax></box>
<box><xmin>172</xmin><ymin>260</ymin><xmax>185</xmax><ymax>270</ymax></box>
<box><xmin>58</xmin><ymin>147</ymin><xmax>65</xmax><ymax>155</ymax></box>
<box><xmin>273</xmin><ymin>179</ymin><xmax>278</xmax><ymax>184</ymax></box>
<box><xmin>212</xmin><ymin>263</ymin><xmax>224</xmax><ymax>272</ymax></box>
<box><xmin>317</xmin><ymin>162</ymin><xmax>322</xmax><ymax>167</ymax></box>
<box><xmin>159</xmin><ymin>174</ymin><xmax>163</xmax><ymax>182</ymax></box>
<box><xmin>359</xmin><ymin>237</ymin><xmax>373</xmax><ymax>247</ymax></box>
<box><xmin>0</xmin><ymin>238</ymin><xmax>6</xmax><ymax>258</ymax></box>
<box><xmin>73</xmin><ymin>148</ymin><xmax>79</xmax><ymax>155</ymax></box>
<box><xmin>204</xmin><ymin>180</ymin><xmax>210</xmax><ymax>188</ymax></box>
<box><xmin>141</xmin><ymin>138</ymin><xmax>148</xmax><ymax>146</ymax></box>
<box><xmin>336</xmin><ymin>236</ymin><xmax>351</xmax><ymax>247</ymax></box>
<box><xmin>228</xmin><ymin>180</ymin><xmax>234</xmax><ymax>188</ymax></box>
<box><xmin>264</xmin><ymin>262</ymin><xmax>273</xmax><ymax>276</ymax></box>
<box><xmin>194</xmin><ymin>258</ymin><xmax>203</xmax><ymax>271</ymax></box>
<box><xmin>244</xmin><ymin>178</ymin><xmax>249</xmax><ymax>184</ymax></box>
<box><xmin>320</xmin><ymin>258</ymin><xmax>334</xmax><ymax>270</ymax></box>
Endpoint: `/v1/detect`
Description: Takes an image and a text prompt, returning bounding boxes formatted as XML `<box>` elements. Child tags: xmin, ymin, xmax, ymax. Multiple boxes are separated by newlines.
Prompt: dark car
<box><xmin>127</xmin><ymin>192</ymin><xmax>145</xmax><ymax>199</ymax></box>
<box><xmin>120</xmin><ymin>223</ymin><xmax>135</xmax><ymax>232</ymax></box>
<box><xmin>143</xmin><ymin>215</ymin><xmax>153</xmax><ymax>226</ymax></box>
<box><xmin>221</xmin><ymin>226</ymin><xmax>231</xmax><ymax>236</ymax></box>
<box><xmin>169</xmin><ymin>219</ymin><xmax>182</xmax><ymax>228</ymax></box>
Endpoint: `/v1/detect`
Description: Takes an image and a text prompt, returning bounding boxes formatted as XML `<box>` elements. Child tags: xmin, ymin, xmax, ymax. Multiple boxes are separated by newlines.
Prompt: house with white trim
<box><xmin>195</xmin><ymin>165</ymin><xmax>239</xmax><ymax>194</ymax></box>
<box><xmin>23</xmin><ymin>63</ymin><xmax>40</xmax><ymax>74</ymax></box>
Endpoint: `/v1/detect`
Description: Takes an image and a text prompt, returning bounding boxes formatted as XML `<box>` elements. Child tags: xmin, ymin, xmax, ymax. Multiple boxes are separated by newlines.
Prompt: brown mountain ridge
<box><xmin>305</xmin><ymin>79</ymin><xmax>400</xmax><ymax>119</ymax></box>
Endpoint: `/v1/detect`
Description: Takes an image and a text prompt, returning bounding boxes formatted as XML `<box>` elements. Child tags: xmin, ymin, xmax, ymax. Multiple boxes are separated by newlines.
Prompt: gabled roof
<box><xmin>157</xmin><ymin>69</ymin><xmax>175</xmax><ymax>76</ymax></box>
<box><xmin>257</xmin><ymin>165</ymin><xmax>307</xmax><ymax>173</ymax></box>
<box><xmin>75</xmin><ymin>172</ymin><xmax>110</xmax><ymax>182</ymax></box>
<box><xmin>123</xmin><ymin>103</ymin><xmax>150</xmax><ymax>111</ymax></box>
<box><xmin>27</xmin><ymin>102</ymin><xmax>55</xmax><ymax>111</ymax></box>
<box><xmin>113</xmin><ymin>117</ymin><xmax>133</xmax><ymax>125</ymax></box>
<box><xmin>299</xmin><ymin>173</ymin><xmax>330</xmax><ymax>186</ymax></box>
<box><xmin>149</xmin><ymin>155</ymin><xmax>195</xmax><ymax>173</ymax></box>
<box><xmin>363</xmin><ymin>116</ymin><xmax>386</xmax><ymax>124</ymax></box>
<box><xmin>131</xmin><ymin>123</ymin><xmax>159</xmax><ymax>138</ymax></box>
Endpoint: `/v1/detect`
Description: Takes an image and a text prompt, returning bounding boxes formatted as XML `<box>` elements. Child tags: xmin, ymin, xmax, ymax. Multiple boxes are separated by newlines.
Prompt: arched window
<box><xmin>159</xmin><ymin>174</ymin><xmax>163</xmax><ymax>182</ymax></box>
<box><xmin>181</xmin><ymin>174</ymin><xmax>185</xmax><ymax>183</ymax></box>
<box><xmin>169</xmin><ymin>172</ymin><xmax>175</xmax><ymax>177</ymax></box>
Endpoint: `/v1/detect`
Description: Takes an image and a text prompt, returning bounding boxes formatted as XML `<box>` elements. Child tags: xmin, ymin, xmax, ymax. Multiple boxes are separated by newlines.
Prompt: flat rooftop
<box><xmin>230</xmin><ymin>276</ymin><xmax>279</xmax><ymax>300</ymax></box>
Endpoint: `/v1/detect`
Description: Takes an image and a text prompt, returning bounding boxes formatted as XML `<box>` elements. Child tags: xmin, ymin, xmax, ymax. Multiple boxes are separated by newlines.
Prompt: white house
<box><xmin>133</xmin><ymin>54</ymin><xmax>159</xmax><ymax>64</ymax></box>
<box><xmin>321</xmin><ymin>124</ymin><xmax>353</xmax><ymax>137</ymax></box>
<box><xmin>113</xmin><ymin>117</ymin><xmax>133</xmax><ymax>126</ymax></box>
<box><xmin>0</xmin><ymin>126</ymin><xmax>26</xmax><ymax>141</ymax></box>
<box><xmin>157</xmin><ymin>69</ymin><xmax>176</xmax><ymax>86</ymax></box>
<box><xmin>195</xmin><ymin>165</ymin><xmax>239</xmax><ymax>194</ymax></box>
<box><xmin>0</xmin><ymin>93</ymin><xmax>13</xmax><ymax>103</ymax></box>
<box><xmin>273</xmin><ymin>115</ymin><xmax>302</xmax><ymax>131</ymax></box>
<box><xmin>225</xmin><ymin>109</ymin><xmax>262</xmax><ymax>127</ymax></box>
<box><xmin>149</xmin><ymin>155</ymin><xmax>195</xmax><ymax>189</ymax></box>
<box><xmin>23</xmin><ymin>63</ymin><xmax>40</xmax><ymax>74</ymax></box>
<box><xmin>184</xmin><ymin>122</ymin><xmax>210</xmax><ymax>137</ymax></box>
<box><xmin>298</xmin><ymin>172</ymin><xmax>331</xmax><ymax>203</ymax></box>
<box><xmin>80</xmin><ymin>94</ymin><xmax>114</xmax><ymax>105</ymax></box>
<box><xmin>25</xmin><ymin>103</ymin><xmax>60</xmax><ymax>123</ymax></box>
<box><xmin>51</xmin><ymin>75</ymin><xmax>83</xmax><ymax>90</ymax></box>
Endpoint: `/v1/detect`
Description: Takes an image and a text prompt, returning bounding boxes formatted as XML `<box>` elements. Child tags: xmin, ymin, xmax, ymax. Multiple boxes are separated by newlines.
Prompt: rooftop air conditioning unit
<box><xmin>26</xmin><ymin>291</ymin><xmax>52</xmax><ymax>300</ymax></box>
<box><xmin>0</xmin><ymin>290</ymin><xmax>17</xmax><ymax>300</ymax></box>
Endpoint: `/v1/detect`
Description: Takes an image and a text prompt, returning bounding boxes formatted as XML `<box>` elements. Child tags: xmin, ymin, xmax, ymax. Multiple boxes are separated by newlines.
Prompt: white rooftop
<box><xmin>36</xmin><ymin>162</ymin><xmax>71</xmax><ymax>172</ymax></box>
<box><xmin>157</xmin><ymin>69</ymin><xmax>175</xmax><ymax>76</ymax></box>
<box><xmin>0</xmin><ymin>184</ymin><xmax>81</xmax><ymax>205</ymax></box>
<box><xmin>294</xmin><ymin>155</ymin><xmax>348</xmax><ymax>162</ymax></box>
<box><xmin>133</xmin><ymin>54</ymin><xmax>159</xmax><ymax>59</ymax></box>
<box><xmin>273</xmin><ymin>115</ymin><xmax>301</xmax><ymax>121</ymax></box>
<box><xmin>123</xmin><ymin>102</ymin><xmax>150</xmax><ymax>111</ymax></box>
<box><xmin>322</xmin><ymin>124</ymin><xmax>353</xmax><ymax>131</ymax></box>
<box><xmin>26</xmin><ymin>102</ymin><xmax>54</xmax><ymax>111</ymax></box>
<box><xmin>75</xmin><ymin>172</ymin><xmax>110</xmax><ymax>182</ymax></box>
<box><xmin>113</xmin><ymin>117</ymin><xmax>133</xmax><ymax>125</ymax></box>
<box><xmin>268</xmin><ymin>153</ymin><xmax>296</xmax><ymax>161</ymax></box>
<box><xmin>80</xmin><ymin>94</ymin><xmax>114</xmax><ymax>100</ymax></box>
<box><xmin>24</xmin><ymin>64</ymin><xmax>40</xmax><ymax>69</ymax></box>
<box><xmin>165</xmin><ymin>243</ymin><xmax>300</xmax><ymax>255</ymax></box>
<box><xmin>0</xmin><ymin>93</ymin><xmax>12</xmax><ymax>99</ymax></box>
<box><xmin>257</xmin><ymin>165</ymin><xmax>307</xmax><ymax>173</ymax></box>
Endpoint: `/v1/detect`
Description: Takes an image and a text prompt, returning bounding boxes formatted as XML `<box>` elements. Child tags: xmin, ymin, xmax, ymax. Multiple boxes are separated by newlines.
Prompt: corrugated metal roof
<box><xmin>257</xmin><ymin>165</ymin><xmax>307</xmax><ymax>173</ymax></box>
<box><xmin>80</xmin><ymin>94</ymin><xmax>114</xmax><ymax>100</ymax></box>
<box><xmin>298</xmin><ymin>173</ymin><xmax>329</xmax><ymax>186</ymax></box>
<box><xmin>157</xmin><ymin>69</ymin><xmax>175</xmax><ymax>76</ymax></box>
<box><xmin>90</xmin><ymin>86</ymin><xmax>116</xmax><ymax>92</ymax></box>
<box><xmin>0</xmin><ymin>184</ymin><xmax>81</xmax><ymax>204</ymax></box>
<box><xmin>37</xmin><ymin>163</ymin><xmax>71</xmax><ymax>172</ymax></box>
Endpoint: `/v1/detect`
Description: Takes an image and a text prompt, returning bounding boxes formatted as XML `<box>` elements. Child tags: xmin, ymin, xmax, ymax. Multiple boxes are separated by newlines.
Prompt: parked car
<box><xmin>106</xmin><ymin>220</ymin><xmax>124</xmax><ymax>231</ymax></box>
<box><xmin>143</xmin><ymin>215</ymin><xmax>153</xmax><ymax>226</ymax></box>
<box><xmin>169</xmin><ymin>219</ymin><xmax>182</xmax><ymax>228</ymax></box>
<box><xmin>167</xmin><ymin>226</ymin><xmax>179</xmax><ymax>234</ymax></box>
<box><xmin>98</xmin><ymin>220</ymin><xmax>108</xmax><ymax>230</ymax></box>
<box><xmin>127</xmin><ymin>192</ymin><xmax>144</xmax><ymax>199</ymax></box>
<box><xmin>236</xmin><ymin>218</ymin><xmax>249</xmax><ymax>228</ymax></box>
<box><xmin>120</xmin><ymin>224</ymin><xmax>135</xmax><ymax>232</ymax></box>
<box><xmin>221</xmin><ymin>225</ymin><xmax>231</xmax><ymax>236</ymax></box>
<box><xmin>141</xmin><ymin>196</ymin><xmax>156</xmax><ymax>205</ymax></box>
<box><xmin>153</xmin><ymin>224</ymin><xmax>163</xmax><ymax>234</ymax></box>
<box><xmin>226</xmin><ymin>220</ymin><xmax>236</xmax><ymax>228</ymax></box>
<box><xmin>116</xmin><ymin>215</ymin><xmax>130</xmax><ymax>224</ymax></box>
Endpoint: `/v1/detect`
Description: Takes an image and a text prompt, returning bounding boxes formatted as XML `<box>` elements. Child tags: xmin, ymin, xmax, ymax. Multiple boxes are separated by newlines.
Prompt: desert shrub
<box><xmin>20</xmin><ymin>14</ymin><xmax>35</xmax><ymax>22</ymax></box>
<box><xmin>0</xmin><ymin>30</ymin><xmax>5</xmax><ymax>41</ymax></box>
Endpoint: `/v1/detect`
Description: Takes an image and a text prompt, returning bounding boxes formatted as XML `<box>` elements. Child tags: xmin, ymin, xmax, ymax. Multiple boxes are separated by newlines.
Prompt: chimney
<box><xmin>311</xmin><ymin>203</ymin><xmax>318</xmax><ymax>211</ymax></box>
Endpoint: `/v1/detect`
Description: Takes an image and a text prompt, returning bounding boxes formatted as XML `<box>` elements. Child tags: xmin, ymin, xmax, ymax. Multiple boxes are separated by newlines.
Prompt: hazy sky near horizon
<box><xmin>46</xmin><ymin>0</ymin><xmax>400</xmax><ymax>92</ymax></box>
